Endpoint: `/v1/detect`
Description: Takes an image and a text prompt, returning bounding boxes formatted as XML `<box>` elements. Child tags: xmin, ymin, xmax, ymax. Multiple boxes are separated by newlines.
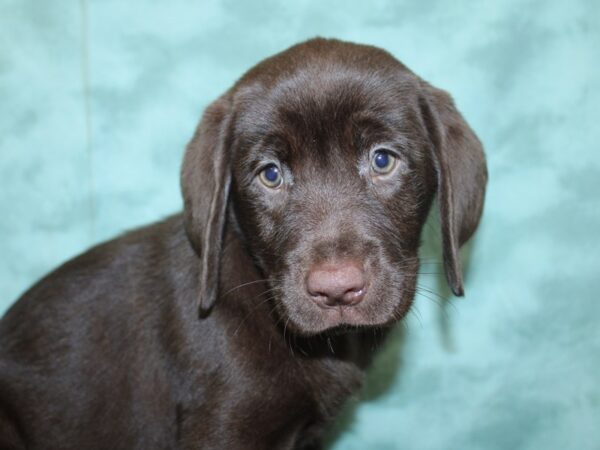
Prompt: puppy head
<box><xmin>182</xmin><ymin>38</ymin><xmax>487</xmax><ymax>335</ymax></box>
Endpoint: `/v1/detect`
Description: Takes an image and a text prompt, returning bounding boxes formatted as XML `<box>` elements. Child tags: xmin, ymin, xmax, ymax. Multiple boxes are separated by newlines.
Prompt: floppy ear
<box><xmin>181</xmin><ymin>95</ymin><xmax>233</xmax><ymax>317</ymax></box>
<box><xmin>419</xmin><ymin>82</ymin><xmax>487</xmax><ymax>296</ymax></box>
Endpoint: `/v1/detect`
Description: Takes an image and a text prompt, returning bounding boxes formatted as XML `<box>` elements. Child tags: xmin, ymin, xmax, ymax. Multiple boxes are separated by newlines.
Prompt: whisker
<box><xmin>222</xmin><ymin>278</ymin><xmax>271</xmax><ymax>297</ymax></box>
<box><xmin>399</xmin><ymin>271</ymin><xmax>442</xmax><ymax>278</ymax></box>
<box><xmin>327</xmin><ymin>337</ymin><xmax>335</xmax><ymax>355</ymax></box>
<box><xmin>244</xmin><ymin>287</ymin><xmax>280</xmax><ymax>302</ymax></box>
<box><xmin>410</xmin><ymin>305</ymin><xmax>424</xmax><ymax>327</ymax></box>
<box><xmin>283</xmin><ymin>317</ymin><xmax>295</xmax><ymax>358</ymax></box>
<box><xmin>232</xmin><ymin>295</ymin><xmax>276</xmax><ymax>337</ymax></box>
<box><xmin>415</xmin><ymin>289</ymin><xmax>444</xmax><ymax>308</ymax></box>
<box><xmin>416</xmin><ymin>284</ymin><xmax>446</xmax><ymax>300</ymax></box>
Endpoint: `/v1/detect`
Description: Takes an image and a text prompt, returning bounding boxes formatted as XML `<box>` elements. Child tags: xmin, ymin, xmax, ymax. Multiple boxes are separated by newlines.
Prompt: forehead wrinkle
<box><xmin>274</xmin><ymin>79</ymin><xmax>416</xmax><ymax>149</ymax></box>
<box><xmin>235</xmin><ymin>65</ymin><xmax>422</xmax><ymax>174</ymax></box>
<box><xmin>274</xmin><ymin>90</ymin><xmax>367</xmax><ymax>160</ymax></box>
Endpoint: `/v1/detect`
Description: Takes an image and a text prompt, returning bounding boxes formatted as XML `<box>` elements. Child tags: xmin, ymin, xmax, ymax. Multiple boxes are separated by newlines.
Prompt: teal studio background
<box><xmin>1</xmin><ymin>0</ymin><xmax>599</xmax><ymax>448</ymax></box>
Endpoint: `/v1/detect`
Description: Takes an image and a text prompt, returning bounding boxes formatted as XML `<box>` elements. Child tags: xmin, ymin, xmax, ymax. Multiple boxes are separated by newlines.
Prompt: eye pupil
<box><xmin>259</xmin><ymin>164</ymin><xmax>283</xmax><ymax>188</ymax></box>
<box><xmin>371</xmin><ymin>149</ymin><xmax>396</xmax><ymax>175</ymax></box>
<box><xmin>264</xmin><ymin>165</ymin><xmax>279</xmax><ymax>182</ymax></box>
<box><xmin>374</xmin><ymin>152</ymin><xmax>389</xmax><ymax>169</ymax></box>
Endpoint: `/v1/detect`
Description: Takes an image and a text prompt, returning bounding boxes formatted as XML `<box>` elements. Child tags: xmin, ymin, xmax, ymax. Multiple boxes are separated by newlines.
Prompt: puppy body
<box><xmin>1</xmin><ymin>216</ymin><xmax>360</xmax><ymax>449</ymax></box>
<box><xmin>0</xmin><ymin>38</ymin><xmax>486</xmax><ymax>449</ymax></box>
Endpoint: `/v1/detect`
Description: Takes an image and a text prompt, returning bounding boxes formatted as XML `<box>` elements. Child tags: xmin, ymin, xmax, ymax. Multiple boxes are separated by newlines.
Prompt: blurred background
<box><xmin>1</xmin><ymin>0</ymin><xmax>599</xmax><ymax>448</ymax></box>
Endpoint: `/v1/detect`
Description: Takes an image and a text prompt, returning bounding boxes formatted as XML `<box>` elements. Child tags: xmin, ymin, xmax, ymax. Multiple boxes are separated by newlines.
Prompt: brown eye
<box><xmin>371</xmin><ymin>150</ymin><xmax>396</xmax><ymax>175</ymax></box>
<box><xmin>258</xmin><ymin>164</ymin><xmax>283</xmax><ymax>188</ymax></box>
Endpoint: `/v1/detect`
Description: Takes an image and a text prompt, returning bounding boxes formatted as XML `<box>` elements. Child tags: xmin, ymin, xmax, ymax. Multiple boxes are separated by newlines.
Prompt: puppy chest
<box><xmin>180</xmin><ymin>360</ymin><xmax>361</xmax><ymax>448</ymax></box>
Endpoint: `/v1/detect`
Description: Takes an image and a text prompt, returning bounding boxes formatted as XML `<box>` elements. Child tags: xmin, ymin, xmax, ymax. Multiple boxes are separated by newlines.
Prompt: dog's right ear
<box><xmin>181</xmin><ymin>94</ymin><xmax>233</xmax><ymax>318</ymax></box>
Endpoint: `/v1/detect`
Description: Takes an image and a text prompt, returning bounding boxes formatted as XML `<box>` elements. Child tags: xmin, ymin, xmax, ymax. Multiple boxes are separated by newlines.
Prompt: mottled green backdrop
<box><xmin>1</xmin><ymin>1</ymin><xmax>599</xmax><ymax>448</ymax></box>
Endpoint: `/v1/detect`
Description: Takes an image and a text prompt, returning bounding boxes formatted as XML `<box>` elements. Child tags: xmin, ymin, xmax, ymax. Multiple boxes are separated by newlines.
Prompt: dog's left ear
<box><xmin>181</xmin><ymin>94</ymin><xmax>233</xmax><ymax>318</ymax></box>
<box><xmin>419</xmin><ymin>81</ymin><xmax>488</xmax><ymax>296</ymax></box>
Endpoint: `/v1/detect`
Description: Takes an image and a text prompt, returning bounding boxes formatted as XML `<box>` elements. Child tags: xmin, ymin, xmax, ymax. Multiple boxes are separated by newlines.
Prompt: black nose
<box><xmin>306</xmin><ymin>261</ymin><xmax>367</xmax><ymax>307</ymax></box>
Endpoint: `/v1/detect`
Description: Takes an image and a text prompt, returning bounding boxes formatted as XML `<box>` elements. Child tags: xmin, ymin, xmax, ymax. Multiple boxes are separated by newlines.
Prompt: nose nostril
<box><xmin>341</xmin><ymin>284</ymin><xmax>366</xmax><ymax>305</ymax></box>
<box><xmin>346</xmin><ymin>285</ymin><xmax>364</xmax><ymax>294</ymax></box>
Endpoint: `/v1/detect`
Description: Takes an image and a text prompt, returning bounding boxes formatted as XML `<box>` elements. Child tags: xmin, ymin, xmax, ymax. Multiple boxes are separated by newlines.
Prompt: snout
<box><xmin>276</xmin><ymin>225</ymin><xmax>416</xmax><ymax>334</ymax></box>
<box><xmin>306</xmin><ymin>261</ymin><xmax>367</xmax><ymax>308</ymax></box>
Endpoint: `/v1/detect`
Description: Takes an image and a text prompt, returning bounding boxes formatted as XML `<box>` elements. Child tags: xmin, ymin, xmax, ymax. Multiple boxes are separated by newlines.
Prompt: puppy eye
<box><xmin>371</xmin><ymin>149</ymin><xmax>397</xmax><ymax>175</ymax></box>
<box><xmin>258</xmin><ymin>164</ymin><xmax>283</xmax><ymax>189</ymax></box>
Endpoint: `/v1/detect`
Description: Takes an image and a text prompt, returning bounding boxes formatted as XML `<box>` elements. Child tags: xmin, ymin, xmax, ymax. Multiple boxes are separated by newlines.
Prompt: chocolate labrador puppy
<box><xmin>0</xmin><ymin>38</ymin><xmax>487</xmax><ymax>449</ymax></box>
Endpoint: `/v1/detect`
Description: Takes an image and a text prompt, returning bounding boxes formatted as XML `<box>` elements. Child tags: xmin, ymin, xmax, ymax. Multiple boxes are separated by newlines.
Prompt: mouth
<box><xmin>316</xmin><ymin>303</ymin><xmax>390</xmax><ymax>330</ymax></box>
<box><xmin>276</xmin><ymin>282</ymin><xmax>414</xmax><ymax>336</ymax></box>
